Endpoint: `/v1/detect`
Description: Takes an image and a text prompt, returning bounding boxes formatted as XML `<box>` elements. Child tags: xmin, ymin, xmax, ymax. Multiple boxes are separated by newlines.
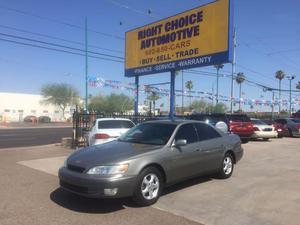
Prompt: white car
<box><xmin>251</xmin><ymin>118</ymin><xmax>278</xmax><ymax>140</ymax></box>
<box><xmin>88</xmin><ymin>118</ymin><xmax>135</xmax><ymax>146</ymax></box>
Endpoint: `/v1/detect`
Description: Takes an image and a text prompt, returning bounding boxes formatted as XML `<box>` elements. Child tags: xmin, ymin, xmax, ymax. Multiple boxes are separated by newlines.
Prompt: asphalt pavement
<box><xmin>0</xmin><ymin>145</ymin><xmax>201</xmax><ymax>225</ymax></box>
<box><xmin>0</xmin><ymin>127</ymin><xmax>72</xmax><ymax>148</ymax></box>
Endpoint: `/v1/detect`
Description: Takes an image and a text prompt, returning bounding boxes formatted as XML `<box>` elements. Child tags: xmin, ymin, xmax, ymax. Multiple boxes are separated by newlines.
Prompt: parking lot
<box><xmin>0</xmin><ymin>138</ymin><xmax>299</xmax><ymax>225</ymax></box>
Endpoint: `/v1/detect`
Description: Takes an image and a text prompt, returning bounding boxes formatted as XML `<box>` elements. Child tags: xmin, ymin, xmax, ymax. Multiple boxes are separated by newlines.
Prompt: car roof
<box><xmin>143</xmin><ymin>119</ymin><xmax>206</xmax><ymax>125</ymax></box>
<box><xmin>95</xmin><ymin>118</ymin><xmax>132</xmax><ymax>121</ymax></box>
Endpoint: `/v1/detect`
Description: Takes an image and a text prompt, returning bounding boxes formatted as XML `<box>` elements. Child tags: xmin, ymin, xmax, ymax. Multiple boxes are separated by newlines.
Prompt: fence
<box><xmin>72</xmin><ymin>111</ymin><xmax>160</xmax><ymax>147</ymax></box>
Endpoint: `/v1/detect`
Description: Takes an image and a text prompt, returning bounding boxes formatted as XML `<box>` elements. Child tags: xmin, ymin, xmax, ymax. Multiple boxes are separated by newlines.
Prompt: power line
<box><xmin>0</xmin><ymin>32</ymin><xmax>124</xmax><ymax>60</ymax></box>
<box><xmin>0</xmin><ymin>38</ymin><xmax>124</xmax><ymax>63</ymax></box>
<box><xmin>0</xmin><ymin>5</ymin><xmax>124</xmax><ymax>40</ymax></box>
<box><xmin>104</xmin><ymin>0</ymin><xmax>160</xmax><ymax>19</ymax></box>
<box><xmin>0</xmin><ymin>24</ymin><xmax>124</xmax><ymax>54</ymax></box>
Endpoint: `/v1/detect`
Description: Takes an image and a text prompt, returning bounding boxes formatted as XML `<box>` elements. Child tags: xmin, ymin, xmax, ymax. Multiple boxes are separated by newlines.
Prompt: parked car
<box><xmin>274</xmin><ymin>118</ymin><xmax>300</xmax><ymax>137</ymax></box>
<box><xmin>250</xmin><ymin>118</ymin><xmax>277</xmax><ymax>140</ymax></box>
<box><xmin>24</xmin><ymin>115</ymin><xmax>38</xmax><ymax>123</ymax></box>
<box><xmin>189</xmin><ymin>113</ymin><xmax>254</xmax><ymax>143</ymax></box>
<box><xmin>59</xmin><ymin>120</ymin><xmax>243</xmax><ymax>206</ymax></box>
<box><xmin>262</xmin><ymin>119</ymin><xmax>289</xmax><ymax>138</ymax></box>
<box><xmin>87</xmin><ymin>118</ymin><xmax>135</xmax><ymax>146</ymax></box>
<box><xmin>38</xmin><ymin>116</ymin><xmax>51</xmax><ymax>123</ymax></box>
<box><xmin>292</xmin><ymin>110</ymin><xmax>300</xmax><ymax>119</ymax></box>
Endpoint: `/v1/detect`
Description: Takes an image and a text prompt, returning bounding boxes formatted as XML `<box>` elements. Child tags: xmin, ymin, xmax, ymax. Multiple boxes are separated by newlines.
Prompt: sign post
<box><xmin>125</xmin><ymin>0</ymin><xmax>233</xmax><ymax>117</ymax></box>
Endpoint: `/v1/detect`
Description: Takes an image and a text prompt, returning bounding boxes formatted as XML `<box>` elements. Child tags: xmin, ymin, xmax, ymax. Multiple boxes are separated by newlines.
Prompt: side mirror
<box><xmin>174</xmin><ymin>139</ymin><xmax>187</xmax><ymax>147</ymax></box>
<box><xmin>215</xmin><ymin>121</ymin><xmax>228</xmax><ymax>133</ymax></box>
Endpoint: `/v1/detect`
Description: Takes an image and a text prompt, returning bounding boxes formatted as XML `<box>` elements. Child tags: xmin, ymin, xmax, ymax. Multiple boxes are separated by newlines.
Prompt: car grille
<box><xmin>60</xmin><ymin>181</ymin><xmax>89</xmax><ymax>194</ymax></box>
<box><xmin>67</xmin><ymin>164</ymin><xmax>85</xmax><ymax>173</ymax></box>
<box><xmin>263</xmin><ymin>128</ymin><xmax>272</xmax><ymax>131</ymax></box>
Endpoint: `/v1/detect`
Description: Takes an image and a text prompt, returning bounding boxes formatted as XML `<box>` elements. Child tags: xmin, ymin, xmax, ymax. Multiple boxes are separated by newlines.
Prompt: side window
<box><xmin>175</xmin><ymin>124</ymin><xmax>198</xmax><ymax>144</ymax></box>
<box><xmin>195</xmin><ymin>123</ymin><xmax>221</xmax><ymax>141</ymax></box>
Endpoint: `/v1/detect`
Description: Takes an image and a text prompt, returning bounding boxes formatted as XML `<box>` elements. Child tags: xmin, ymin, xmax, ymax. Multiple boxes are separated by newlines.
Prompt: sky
<box><xmin>0</xmin><ymin>0</ymin><xmax>299</xmax><ymax>112</ymax></box>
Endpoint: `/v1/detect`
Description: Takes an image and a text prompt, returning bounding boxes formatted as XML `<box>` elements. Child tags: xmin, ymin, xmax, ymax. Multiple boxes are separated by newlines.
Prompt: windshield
<box><xmin>98</xmin><ymin>120</ymin><xmax>134</xmax><ymax>129</ymax></box>
<box><xmin>119</xmin><ymin>123</ymin><xmax>177</xmax><ymax>145</ymax></box>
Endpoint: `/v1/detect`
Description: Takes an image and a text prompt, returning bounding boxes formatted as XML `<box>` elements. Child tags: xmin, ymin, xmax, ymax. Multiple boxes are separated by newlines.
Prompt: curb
<box><xmin>0</xmin><ymin>143</ymin><xmax>64</xmax><ymax>152</ymax></box>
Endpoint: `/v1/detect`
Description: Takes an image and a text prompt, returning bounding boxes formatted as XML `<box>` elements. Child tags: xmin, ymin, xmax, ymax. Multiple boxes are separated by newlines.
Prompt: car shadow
<box><xmin>50</xmin><ymin>175</ymin><xmax>214</xmax><ymax>212</ymax></box>
<box><xmin>50</xmin><ymin>188</ymin><xmax>130</xmax><ymax>213</ymax></box>
<box><xmin>162</xmin><ymin>175</ymin><xmax>213</xmax><ymax>196</ymax></box>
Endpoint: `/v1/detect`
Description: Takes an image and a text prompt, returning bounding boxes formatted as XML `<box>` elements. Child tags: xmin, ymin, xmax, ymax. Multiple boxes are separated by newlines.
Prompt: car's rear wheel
<box><xmin>132</xmin><ymin>167</ymin><xmax>163</xmax><ymax>206</ymax></box>
<box><xmin>218</xmin><ymin>153</ymin><xmax>234</xmax><ymax>179</ymax></box>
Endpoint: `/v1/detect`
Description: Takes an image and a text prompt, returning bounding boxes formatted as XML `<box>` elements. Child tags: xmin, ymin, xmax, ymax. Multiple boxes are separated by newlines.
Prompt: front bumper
<box><xmin>58</xmin><ymin>167</ymin><xmax>137</xmax><ymax>198</ymax></box>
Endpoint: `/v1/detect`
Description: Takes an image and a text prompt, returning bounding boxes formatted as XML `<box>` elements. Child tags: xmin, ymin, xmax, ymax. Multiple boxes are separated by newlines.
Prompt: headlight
<box><xmin>86</xmin><ymin>164</ymin><xmax>129</xmax><ymax>175</ymax></box>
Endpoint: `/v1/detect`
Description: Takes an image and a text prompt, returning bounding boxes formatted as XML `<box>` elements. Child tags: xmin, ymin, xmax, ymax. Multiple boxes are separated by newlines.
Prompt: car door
<box><xmin>167</xmin><ymin>123</ymin><xmax>202</xmax><ymax>182</ymax></box>
<box><xmin>194</xmin><ymin>123</ymin><xmax>224</xmax><ymax>173</ymax></box>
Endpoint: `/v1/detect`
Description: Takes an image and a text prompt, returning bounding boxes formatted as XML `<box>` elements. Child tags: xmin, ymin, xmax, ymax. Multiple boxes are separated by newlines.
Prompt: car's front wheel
<box><xmin>132</xmin><ymin>167</ymin><xmax>163</xmax><ymax>206</ymax></box>
<box><xmin>218</xmin><ymin>153</ymin><xmax>234</xmax><ymax>179</ymax></box>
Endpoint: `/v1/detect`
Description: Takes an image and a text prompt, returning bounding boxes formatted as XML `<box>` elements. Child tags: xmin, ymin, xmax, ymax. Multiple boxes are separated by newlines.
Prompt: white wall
<box><xmin>0</xmin><ymin>92</ymin><xmax>73</xmax><ymax>122</ymax></box>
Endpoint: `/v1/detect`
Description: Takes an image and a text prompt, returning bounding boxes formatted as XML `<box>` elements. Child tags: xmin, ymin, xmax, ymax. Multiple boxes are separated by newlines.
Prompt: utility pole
<box><xmin>287</xmin><ymin>75</ymin><xmax>295</xmax><ymax>115</ymax></box>
<box><xmin>230</xmin><ymin>28</ymin><xmax>236</xmax><ymax>113</ymax></box>
<box><xmin>85</xmin><ymin>17</ymin><xmax>88</xmax><ymax>111</ymax></box>
<box><xmin>181</xmin><ymin>70</ymin><xmax>184</xmax><ymax>114</ymax></box>
<box><xmin>271</xmin><ymin>91</ymin><xmax>275</xmax><ymax>120</ymax></box>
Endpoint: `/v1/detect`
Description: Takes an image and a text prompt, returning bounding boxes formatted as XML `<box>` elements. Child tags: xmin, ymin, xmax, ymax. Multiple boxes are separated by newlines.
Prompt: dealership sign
<box><xmin>125</xmin><ymin>0</ymin><xmax>233</xmax><ymax>77</ymax></box>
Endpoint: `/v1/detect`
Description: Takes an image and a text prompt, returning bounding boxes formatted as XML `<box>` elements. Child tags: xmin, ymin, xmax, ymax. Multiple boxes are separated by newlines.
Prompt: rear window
<box><xmin>227</xmin><ymin>114</ymin><xmax>251</xmax><ymax>122</ymax></box>
<box><xmin>98</xmin><ymin>120</ymin><xmax>134</xmax><ymax>129</ymax></box>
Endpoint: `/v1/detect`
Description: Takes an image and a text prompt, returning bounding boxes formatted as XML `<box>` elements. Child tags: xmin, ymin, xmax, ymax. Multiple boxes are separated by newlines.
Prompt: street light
<box><xmin>287</xmin><ymin>75</ymin><xmax>296</xmax><ymax>115</ymax></box>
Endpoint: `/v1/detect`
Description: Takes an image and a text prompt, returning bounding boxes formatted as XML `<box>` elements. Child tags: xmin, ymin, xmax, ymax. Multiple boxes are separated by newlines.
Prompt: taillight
<box><xmin>94</xmin><ymin>133</ymin><xmax>110</xmax><ymax>139</ymax></box>
<box><xmin>253</xmin><ymin>127</ymin><xmax>259</xmax><ymax>131</ymax></box>
<box><xmin>297</xmin><ymin>124</ymin><xmax>300</xmax><ymax>129</ymax></box>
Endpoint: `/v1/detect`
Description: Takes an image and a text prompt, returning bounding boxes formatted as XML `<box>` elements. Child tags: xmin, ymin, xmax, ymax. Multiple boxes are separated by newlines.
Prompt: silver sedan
<box><xmin>59</xmin><ymin>120</ymin><xmax>243</xmax><ymax>206</ymax></box>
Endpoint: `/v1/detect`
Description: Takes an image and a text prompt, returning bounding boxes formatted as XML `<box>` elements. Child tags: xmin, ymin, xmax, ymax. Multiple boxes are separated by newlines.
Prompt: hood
<box><xmin>67</xmin><ymin>140</ymin><xmax>162</xmax><ymax>169</ymax></box>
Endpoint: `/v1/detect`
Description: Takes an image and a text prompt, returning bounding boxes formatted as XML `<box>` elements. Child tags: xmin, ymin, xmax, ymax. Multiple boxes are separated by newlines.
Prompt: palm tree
<box><xmin>214</xmin><ymin>64</ymin><xmax>224</xmax><ymax>104</ymax></box>
<box><xmin>275</xmin><ymin>70</ymin><xmax>285</xmax><ymax>113</ymax></box>
<box><xmin>147</xmin><ymin>91</ymin><xmax>160</xmax><ymax>116</ymax></box>
<box><xmin>236</xmin><ymin>72</ymin><xmax>245</xmax><ymax>111</ymax></box>
<box><xmin>185</xmin><ymin>80</ymin><xmax>193</xmax><ymax>109</ymax></box>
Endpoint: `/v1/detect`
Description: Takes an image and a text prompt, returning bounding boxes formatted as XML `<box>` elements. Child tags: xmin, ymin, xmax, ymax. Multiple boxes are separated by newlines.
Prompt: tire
<box><xmin>263</xmin><ymin>138</ymin><xmax>269</xmax><ymax>141</ymax></box>
<box><xmin>218</xmin><ymin>153</ymin><xmax>234</xmax><ymax>179</ymax></box>
<box><xmin>132</xmin><ymin>167</ymin><xmax>163</xmax><ymax>206</ymax></box>
<box><xmin>241</xmin><ymin>139</ymin><xmax>249</xmax><ymax>144</ymax></box>
<box><xmin>288</xmin><ymin>129</ymin><xmax>294</xmax><ymax>137</ymax></box>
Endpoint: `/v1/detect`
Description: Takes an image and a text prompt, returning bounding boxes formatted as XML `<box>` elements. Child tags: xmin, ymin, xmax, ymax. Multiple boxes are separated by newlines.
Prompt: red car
<box><xmin>262</xmin><ymin>119</ymin><xmax>289</xmax><ymax>138</ymax></box>
<box><xmin>189</xmin><ymin>113</ymin><xmax>254</xmax><ymax>143</ymax></box>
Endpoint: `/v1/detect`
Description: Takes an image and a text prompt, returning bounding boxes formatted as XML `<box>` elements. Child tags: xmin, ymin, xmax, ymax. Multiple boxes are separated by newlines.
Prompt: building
<box><xmin>0</xmin><ymin>92</ymin><xmax>73</xmax><ymax>122</ymax></box>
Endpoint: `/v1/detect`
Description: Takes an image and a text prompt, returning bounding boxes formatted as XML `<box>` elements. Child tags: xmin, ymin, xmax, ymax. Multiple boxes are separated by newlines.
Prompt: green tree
<box><xmin>236</xmin><ymin>72</ymin><xmax>246</xmax><ymax>111</ymax></box>
<box><xmin>191</xmin><ymin>100</ymin><xmax>210</xmax><ymax>113</ymax></box>
<box><xmin>212</xmin><ymin>103</ymin><xmax>228</xmax><ymax>113</ymax></box>
<box><xmin>147</xmin><ymin>91</ymin><xmax>160</xmax><ymax>115</ymax></box>
<box><xmin>88</xmin><ymin>94</ymin><xmax>134</xmax><ymax>113</ymax></box>
<box><xmin>41</xmin><ymin>83</ymin><xmax>79</xmax><ymax>118</ymax></box>
<box><xmin>185</xmin><ymin>80</ymin><xmax>194</xmax><ymax>109</ymax></box>
<box><xmin>191</xmin><ymin>100</ymin><xmax>227</xmax><ymax>114</ymax></box>
<box><xmin>275</xmin><ymin>70</ymin><xmax>285</xmax><ymax>113</ymax></box>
